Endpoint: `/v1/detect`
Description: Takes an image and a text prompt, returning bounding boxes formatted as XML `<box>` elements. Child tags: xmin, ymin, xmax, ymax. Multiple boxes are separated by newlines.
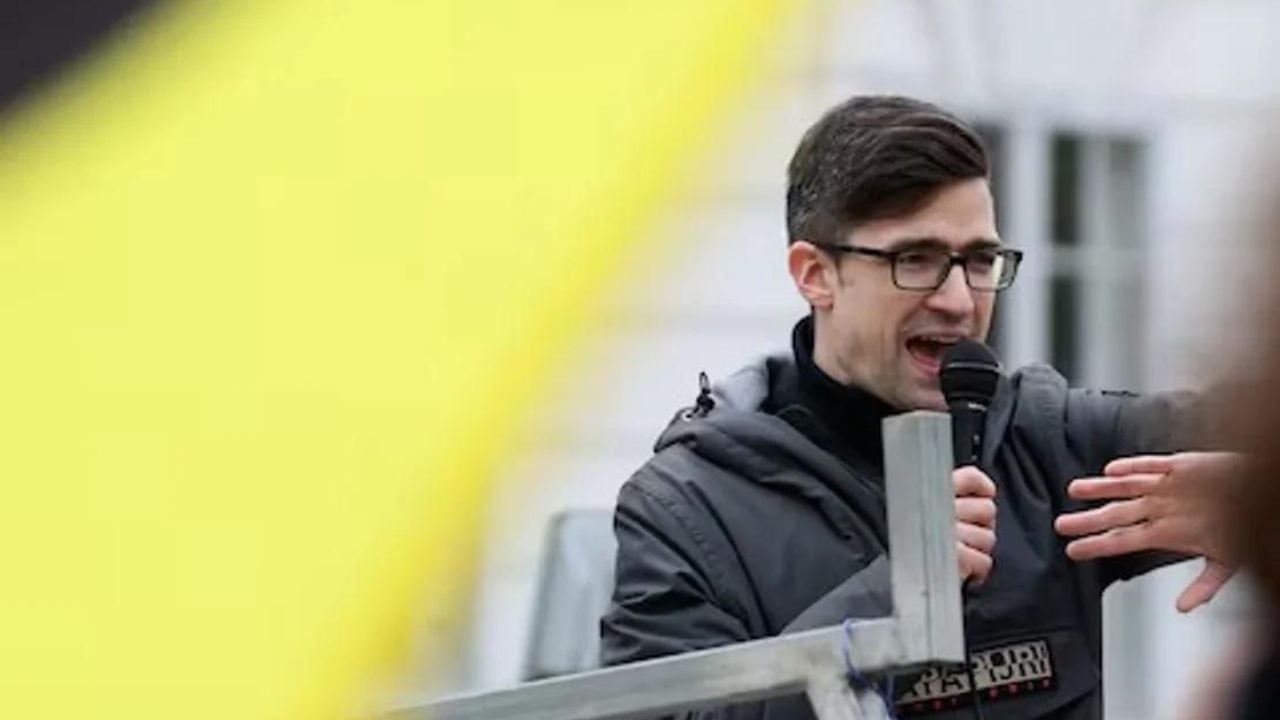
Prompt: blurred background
<box><xmin>1</xmin><ymin>2</ymin><xmax>1276</xmax><ymax>720</ymax></box>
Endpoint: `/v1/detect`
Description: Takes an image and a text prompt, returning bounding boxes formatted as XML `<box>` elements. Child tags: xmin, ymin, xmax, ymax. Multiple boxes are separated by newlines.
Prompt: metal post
<box><xmin>384</xmin><ymin>411</ymin><xmax>962</xmax><ymax>720</ymax></box>
<box><xmin>883</xmin><ymin>412</ymin><xmax>964</xmax><ymax>664</ymax></box>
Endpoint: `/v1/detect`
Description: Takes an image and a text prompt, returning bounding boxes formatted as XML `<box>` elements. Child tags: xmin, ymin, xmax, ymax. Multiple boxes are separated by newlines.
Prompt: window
<box><xmin>1046</xmin><ymin>131</ymin><xmax>1147</xmax><ymax>388</ymax></box>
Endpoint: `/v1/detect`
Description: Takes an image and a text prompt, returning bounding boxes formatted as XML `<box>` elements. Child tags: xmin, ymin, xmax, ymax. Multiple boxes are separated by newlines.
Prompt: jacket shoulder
<box><xmin>1004</xmin><ymin>362</ymin><xmax>1188</xmax><ymax>476</ymax></box>
<box><xmin>622</xmin><ymin>439</ymin><xmax>723</xmax><ymax>499</ymax></box>
<box><xmin>1003</xmin><ymin>363</ymin><xmax>1071</xmax><ymax>440</ymax></box>
<box><xmin>609</xmin><ymin>442</ymin><xmax>761</xmax><ymax>621</ymax></box>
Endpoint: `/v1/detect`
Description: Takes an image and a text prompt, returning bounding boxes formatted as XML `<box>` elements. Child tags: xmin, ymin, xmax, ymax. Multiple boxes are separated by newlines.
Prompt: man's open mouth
<box><xmin>905</xmin><ymin>334</ymin><xmax>964</xmax><ymax>375</ymax></box>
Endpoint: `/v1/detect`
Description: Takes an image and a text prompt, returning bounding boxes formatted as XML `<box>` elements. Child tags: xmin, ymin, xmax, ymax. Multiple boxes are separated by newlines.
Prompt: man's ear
<box><xmin>787</xmin><ymin>240</ymin><xmax>837</xmax><ymax>310</ymax></box>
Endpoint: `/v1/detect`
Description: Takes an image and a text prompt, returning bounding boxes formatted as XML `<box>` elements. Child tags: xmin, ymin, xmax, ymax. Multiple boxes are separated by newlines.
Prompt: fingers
<box><xmin>953</xmin><ymin>467</ymin><xmax>997</xmax><ymax>586</ymax></box>
<box><xmin>957</xmin><ymin>541</ymin><xmax>993</xmax><ymax>586</ymax></box>
<box><xmin>1054</xmin><ymin>498</ymin><xmax>1146</xmax><ymax>537</ymax></box>
<box><xmin>1175</xmin><ymin>560</ymin><xmax>1236</xmax><ymax>613</ymax></box>
<box><xmin>954</xmin><ymin>467</ymin><xmax>996</xmax><ymax>498</ymax></box>
<box><xmin>1104</xmin><ymin>451</ymin><xmax>1244</xmax><ymax>479</ymax></box>
<box><xmin>956</xmin><ymin>497</ymin><xmax>997</xmax><ymax>529</ymax></box>
<box><xmin>1067</xmin><ymin>474</ymin><xmax>1163</xmax><ymax>501</ymax></box>
<box><xmin>956</xmin><ymin>522</ymin><xmax>996</xmax><ymax>555</ymax></box>
<box><xmin>1063</xmin><ymin>524</ymin><xmax>1153</xmax><ymax>561</ymax></box>
<box><xmin>1104</xmin><ymin>455</ymin><xmax>1176</xmax><ymax>477</ymax></box>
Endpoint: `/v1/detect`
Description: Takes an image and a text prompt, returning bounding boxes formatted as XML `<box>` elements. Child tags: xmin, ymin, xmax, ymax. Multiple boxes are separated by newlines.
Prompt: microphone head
<box><xmin>940</xmin><ymin>339</ymin><xmax>1001</xmax><ymax>407</ymax></box>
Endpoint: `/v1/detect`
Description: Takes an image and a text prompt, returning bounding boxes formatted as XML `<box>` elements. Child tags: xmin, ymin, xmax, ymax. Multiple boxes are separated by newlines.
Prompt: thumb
<box><xmin>1175</xmin><ymin>560</ymin><xmax>1235</xmax><ymax>613</ymax></box>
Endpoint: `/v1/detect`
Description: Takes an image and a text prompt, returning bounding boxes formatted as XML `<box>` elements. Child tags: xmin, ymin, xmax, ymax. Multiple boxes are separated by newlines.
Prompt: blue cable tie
<box><xmin>841</xmin><ymin>617</ymin><xmax>899</xmax><ymax>720</ymax></box>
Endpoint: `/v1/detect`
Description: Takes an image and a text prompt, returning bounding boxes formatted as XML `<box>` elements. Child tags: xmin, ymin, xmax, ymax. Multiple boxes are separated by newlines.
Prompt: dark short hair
<box><xmin>786</xmin><ymin>95</ymin><xmax>989</xmax><ymax>245</ymax></box>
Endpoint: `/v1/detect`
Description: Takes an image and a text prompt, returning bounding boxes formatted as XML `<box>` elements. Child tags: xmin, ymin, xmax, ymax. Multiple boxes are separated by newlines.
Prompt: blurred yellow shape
<box><xmin>0</xmin><ymin>0</ymin><xmax>795</xmax><ymax>718</ymax></box>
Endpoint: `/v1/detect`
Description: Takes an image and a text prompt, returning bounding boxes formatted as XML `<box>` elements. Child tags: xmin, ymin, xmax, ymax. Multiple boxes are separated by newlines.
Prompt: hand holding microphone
<box><xmin>940</xmin><ymin>340</ymin><xmax>1002</xmax><ymax>587</ymax></box>
<box><xmin>953</xmin><ymin>467</ymin><xmax>997</xmax><ymax>586</ymax></box>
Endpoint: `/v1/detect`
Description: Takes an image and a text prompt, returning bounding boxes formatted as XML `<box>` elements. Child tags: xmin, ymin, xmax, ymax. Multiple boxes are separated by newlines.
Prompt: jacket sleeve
<box><xmin>1065</xmin><ymin>388</ymin><xmax>1204</xmax><ymax>464</ymax></box>
<box><xmin>1063</xmin><ymin>387</ymin><xmax>1205</xmax><ymax>585</ymax></box>
<box><xmin>600</xmin><ymin>481</ymin><xmax>752</xmax><ymax>666</ymax></box>
<box><xmin>600</xmin><ymin>480</ymin><xmax>888</xmax><ymax>720</ymax></box>
<box><xmin>780</xmin><ymin>555</ymin><xmax>891</xmax><ymax>632</ymax></box>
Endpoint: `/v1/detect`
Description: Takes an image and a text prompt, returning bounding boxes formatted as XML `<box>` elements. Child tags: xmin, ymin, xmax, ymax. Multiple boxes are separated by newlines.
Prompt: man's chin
<box><xmin>907</xmin><ymin>387</ymin><xmax>947</xmax><ymax>412</ymax></box>
<box><xmin>900</xmin><ymin>363</ymin><xmax>945</xmax><ymax>410</ymax></box>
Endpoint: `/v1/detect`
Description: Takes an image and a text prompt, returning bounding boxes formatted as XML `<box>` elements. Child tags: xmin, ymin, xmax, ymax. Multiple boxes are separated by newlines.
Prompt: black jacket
<box><xmin>600</xmin><ymin>353</ymin><xmax>1199</xmax><ymax>720</ymax></box>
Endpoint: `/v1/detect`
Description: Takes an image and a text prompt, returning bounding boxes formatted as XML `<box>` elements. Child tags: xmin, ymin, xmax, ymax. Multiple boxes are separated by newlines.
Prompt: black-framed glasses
<box><xmin>814</xmin><ymin>242</ymin><xmax>1024</xmax><ymax>291</ymax></box>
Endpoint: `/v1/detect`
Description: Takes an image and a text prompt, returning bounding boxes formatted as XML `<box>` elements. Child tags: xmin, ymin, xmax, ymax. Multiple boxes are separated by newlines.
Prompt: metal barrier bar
<box><xmin>884</xmin><ymin>411</ymin><xmax>965</xmax><ymax>663</ymax></box>
<box><xmin>386</xmin><ymin>411</ymin><xmax>962</xmax><ymax>720</ymax></box>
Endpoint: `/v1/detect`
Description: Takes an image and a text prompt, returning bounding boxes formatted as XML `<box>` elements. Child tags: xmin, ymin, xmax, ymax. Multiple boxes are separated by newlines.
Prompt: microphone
<box><xmin>941</xmin><ymin>340</ymin><xmax>1001</xmax><ymax>718</ymax></box>
<box><xmin>939</xmin><ymin>340</ymin><xmax>1001</xmax><ymax>468</ymax></box>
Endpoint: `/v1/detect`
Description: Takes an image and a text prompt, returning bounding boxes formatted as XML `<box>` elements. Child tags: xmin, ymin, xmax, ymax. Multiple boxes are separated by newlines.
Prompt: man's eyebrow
<box><xmin>964</xmin><ymin>237</ymin><xmax>1003</xmax><ymax>250</ymax></box>
<box><xmin>885</xmin><ymin>236</ymin><xmax>1003</xmax><ymax>252</ymax></box>
<box><xmin>884</xmin><ymin>237</ymin><xmax>947</xmax><ymax>252</ymax></box>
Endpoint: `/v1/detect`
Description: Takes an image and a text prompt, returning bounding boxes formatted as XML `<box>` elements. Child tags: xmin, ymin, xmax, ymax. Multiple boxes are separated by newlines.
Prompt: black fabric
<box><xmin>769</xmin><ymin>316</ymin><xmax>895</xmax><ymax>476</ymax></box>
<box><xmin>601</xmin><ymin>347</ymin><xmax>1202</xmax><ymax>720</ymax></box>
<box><xmin>0</xmin><ymin>0</ymin><xmax>160</xmax><ymax>114</ymax></box>
<box><xmin>1236</xmin><ymin>643</ymin><xmax>1280</xmax><ymax>720</ymax></box>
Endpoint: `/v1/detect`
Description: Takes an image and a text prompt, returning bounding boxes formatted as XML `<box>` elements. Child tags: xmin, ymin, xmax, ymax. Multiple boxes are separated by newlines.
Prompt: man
<box><xmin>599</xmin><ymin>96</ymin><xmax>1233</xmax><ymax>719</ymax></box>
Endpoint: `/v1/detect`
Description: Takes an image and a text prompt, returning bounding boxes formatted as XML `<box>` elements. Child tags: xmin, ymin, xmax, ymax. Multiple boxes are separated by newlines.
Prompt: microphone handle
<box><xmin>950</xmin><ymin>400</ymin><xmax>992</xmax><ymax>716</ymax></box>
<box><xmin>949</xmin><ymin>400</ymin><xmax>987</xmax><ymax>468</ymax></box>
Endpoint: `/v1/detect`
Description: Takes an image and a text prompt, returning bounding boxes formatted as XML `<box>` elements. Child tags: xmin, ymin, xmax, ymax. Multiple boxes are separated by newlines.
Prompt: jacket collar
<box><xmin>788</xmin><ymin>316</ymin><xmax>896</xmax><ymax>474</ymax></box>
<box><xmin>655</xmin><ymin>350</ymin><xmax>1016</xmax><ymax>539</ymax></box>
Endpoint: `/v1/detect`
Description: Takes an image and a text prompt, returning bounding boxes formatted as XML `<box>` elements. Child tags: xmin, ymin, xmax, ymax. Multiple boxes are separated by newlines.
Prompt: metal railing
<box><xmin>386</xmin><ymin>411</ymin><xmax>964</xmax><ymax>720</ymax></box>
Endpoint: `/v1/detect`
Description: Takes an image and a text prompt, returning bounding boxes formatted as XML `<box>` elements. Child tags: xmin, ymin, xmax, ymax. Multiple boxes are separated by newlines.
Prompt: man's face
<box><xmin>816</xmin><ymin>178</ymin><xmax>999</xmax><ymax>411</ymax></box>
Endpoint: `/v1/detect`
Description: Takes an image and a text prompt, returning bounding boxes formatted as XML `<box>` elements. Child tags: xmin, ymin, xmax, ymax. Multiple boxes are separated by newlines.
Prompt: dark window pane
<box><xmin>1108</xmin><ymin>139</ymin><xmax>1144</xmax><ymax>247</ymax></box>
<box><xmin>974</xmin><ymin>123</ymin><xmax>1006</xmax><ymax>228</ymax></box>
<box><xmin>1050</xmin><ymin>274</ymin><xmax>1079</xmax><ymax>383</ymax></box>
<box><xmin>1051</xmin><ymin>134</ymin><xmax>1080</xmax><ymax>247</ymax></box>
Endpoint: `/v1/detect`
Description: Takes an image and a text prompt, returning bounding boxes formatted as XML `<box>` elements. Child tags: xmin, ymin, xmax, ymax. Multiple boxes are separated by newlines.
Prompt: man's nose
<box><xmin>924</xmin><ymin>263</ymin><xmax>976</xmax><ymax>318</ymax></box>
